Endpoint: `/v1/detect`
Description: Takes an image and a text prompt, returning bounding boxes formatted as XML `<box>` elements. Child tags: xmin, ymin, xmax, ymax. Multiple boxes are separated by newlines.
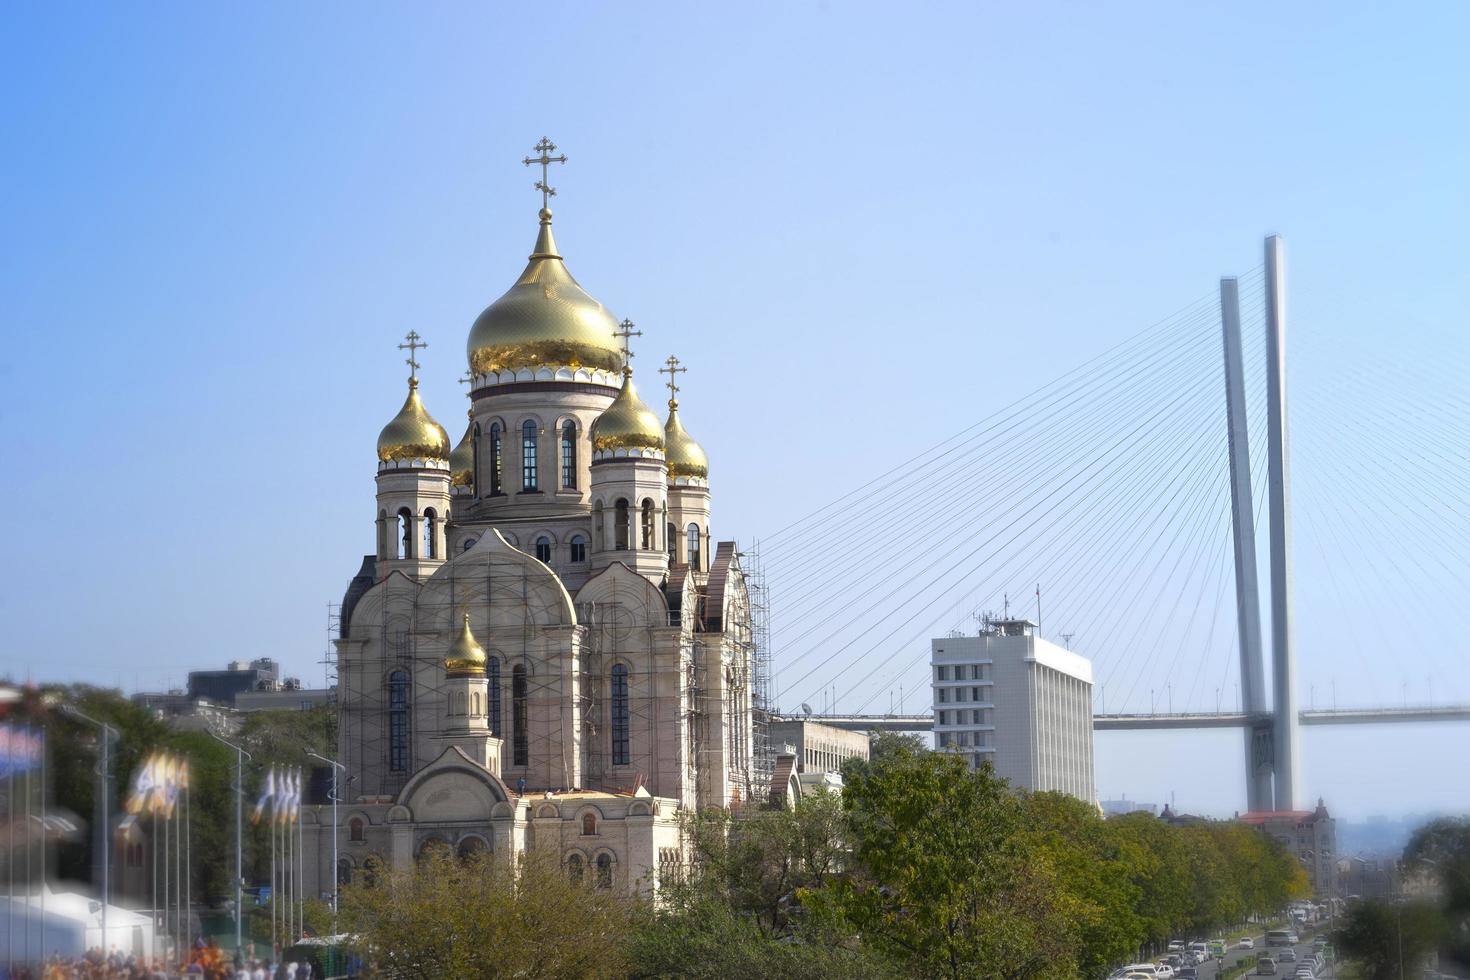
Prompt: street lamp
<box><xmin>206</xmin><ymin>731</ymin><xmax>251</xmax><ymax>959</ymax></box>
<box><xmin>57</xmin><ymin>703</ymin><xmax>117</xmax><ymax>955</ymax></box>
<box><xmin>307</xmin><ymin>750</ymin><xmax>346</xmax><ymax>934</ymax></box>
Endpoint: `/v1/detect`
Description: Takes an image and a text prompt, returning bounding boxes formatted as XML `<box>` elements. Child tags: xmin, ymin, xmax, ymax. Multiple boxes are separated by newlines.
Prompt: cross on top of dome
<box><xmin>523</xmin><ymin>137</ymin><xmax>567</xmax><ymax>212</ymax></box>
<box><xmin>614</xmin><ymin>319</ymin><xmax>642</xmax><ymax>374</ymax></box>
<box><xmin>659</xmin><ymin>355</ymin><xmax>686</xmax><ymax>406</ymax></box>
<box><xmin>398</xmin><ymin>330</ymin><xmax>427</xmax><ymax>384</ymax></box>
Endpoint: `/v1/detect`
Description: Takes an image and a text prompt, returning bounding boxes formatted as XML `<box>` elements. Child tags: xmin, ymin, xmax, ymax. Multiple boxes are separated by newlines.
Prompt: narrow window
<box><xmin>512</xmin><ymin>664</ymin><xmax>528</xmax><ymax>766</ymax></box>
<box><xmin>614</xmin><ymin>499</ymin><xmax>630</xmax><ymax>550</ymax></box>
<box><xmin>397</xmin><ymin>509</ymin><xmax>413</xmax><ymax>560</ymax></box>
<box><xmin>336</xmin><ymin>858</ymin><xmax>353</xmax><ymax>886</ymax></box>
<box><xmin>489</xmin><ymin>423</ymin><xmax>503</xmax><ymax>495</ymax></box>
<box><xmin>596</xmin><ymin>853</ymin><xmax>613</xmax><ymax>890</ymax></box>
<box><xmin>388</xmin><ymin>669</ymin><xmax>411</xmax><ymax>772</ymax></box>
<box><xmin>592</xmin><ymin>503</ymin><xmax>604</xmax><ymax>550</ymax></box>
<box><xmin>569</xmin><ymin>535</ymin><xmax>587</xmax><ymax>563</ymax></box>
<box><xmin>560</xmin><ymin>421</ymin><xmax>576</xmax><ymax>489</ymax></box>
<box><xmin>471</xmin><ymin>423</ymin><xmax>481</xmax><ymax>496</ymax></box>
<box><xmin>666</xmin><ymin>522</ymin><xmax>677</xmax><ymax>562</ymax></box>
<box><xmin>640</xmin><ymin>499</ymin><xmax>654</xmax><ymax>550</ymax></box>
<box><xmin>521</xmin><ymin>420</ymin><xmax>538</xmax><ymax>491</ymax></box>
<box><xmin>686</xmin><ymin>523</ymin><xmax>701</xmax><ymax>570</ymax></box>
<box><xmin>349</xmin><ymin>817</ymin><xmax>364</xmax><ymax>842</ymax></box>
<box><xmin>535</xmin><ymin>535</ymin><xmax>552</xmax><ymax>563</ymax></box>
<box><xmin>423</xmin><ymin>509</ymin><xmax>437</xmax><ymax>560</ymax></box>
<box><xmin>610</xmin><ymin>663</ymin><xmax>630</xmax><ymax>766</ymax></box>
<box><xmin>567</xmin><ymin>854</ymin><xmax>583</xmax><ymax>885</ymax></box>
<box><xmin>582</xmin><ymin>812</ymin><xmax>597</xmax><ymax>836</ymax></box>
<box><xmin>487</xmin><ymin>658</ymin><xmax>501</xmax><ymax>736</ymax></box>
<box><xmin>377</xmin><ymin>510</ymin><xmax>389</xmax><ymax>559</ymax></box>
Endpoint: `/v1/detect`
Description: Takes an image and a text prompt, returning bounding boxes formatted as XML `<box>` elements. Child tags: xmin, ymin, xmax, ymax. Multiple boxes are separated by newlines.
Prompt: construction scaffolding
<box><xmin>744</xmin><ymin>540</ymin><xmax>774</xmax><ymax>805</ymax></box>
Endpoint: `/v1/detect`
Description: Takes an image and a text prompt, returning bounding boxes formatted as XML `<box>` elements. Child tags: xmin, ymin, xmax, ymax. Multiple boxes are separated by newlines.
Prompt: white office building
<box><xmin>930</xmin><ymin>618</ymin><xmax>1095</xmax><ymax>801</ymax></box>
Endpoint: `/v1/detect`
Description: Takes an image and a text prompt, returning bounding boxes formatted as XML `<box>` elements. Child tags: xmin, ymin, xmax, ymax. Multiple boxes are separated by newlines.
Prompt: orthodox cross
<box><xmin>659</xmin><ymin>355</ymin><xmax>686</xmax><ymax>403</ymax></box>
<box><xmin>614</xmin><ymin>319</ymin><xmax>642</xmax><ymax>371</ymax></box>
<box><xmin>398</xmin><ymin>331</ymin><xmax>427</xmax><ymax>381</ymax></box>
<box><xmin>458</xmin><ymin>369</ymin><xmax>474</xmax><ymax>388</ymax></box>
<box><xmin>523</xmin><ymin>137</ymin><xmax>567</xmax><ymax>210</ymax></box>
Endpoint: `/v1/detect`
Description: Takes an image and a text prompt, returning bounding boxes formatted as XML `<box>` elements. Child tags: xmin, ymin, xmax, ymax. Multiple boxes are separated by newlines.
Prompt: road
<box><xmin>1169</xmin><ymin>929</ymin><xmax>1332</xmax><ymax>980</ymax></box>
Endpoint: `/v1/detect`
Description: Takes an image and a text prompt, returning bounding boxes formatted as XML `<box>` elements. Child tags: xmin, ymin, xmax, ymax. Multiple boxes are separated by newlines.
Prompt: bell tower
<box><xmin>374</xmin><ymin>332</ymin><xmax>452</xmax><ymax>581</ymax></box>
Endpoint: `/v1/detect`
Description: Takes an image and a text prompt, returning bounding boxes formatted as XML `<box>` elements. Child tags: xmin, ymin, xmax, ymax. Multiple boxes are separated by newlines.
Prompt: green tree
<box><xmin>341</xmin><ymin>850</ymin><xmax>631</xmax><ymax>979</ymax></box>
<box><xmin>1403</xmin><ymin>817</ymin><xmax>1470</xmax><ymax>970</ymax></box>
<box><xmin>812</xmin><ymin>749</ymin><xmax>1078</xmax><ymax>979</ymax></box>
<box><xmin>1333</xmin><ymin>899</ymin><xmax>1444</xmax><ymax>980</ymax></box>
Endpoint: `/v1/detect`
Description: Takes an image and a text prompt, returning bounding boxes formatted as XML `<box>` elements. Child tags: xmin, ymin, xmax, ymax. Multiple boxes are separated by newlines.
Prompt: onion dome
<box><xmin>466</xmin><ymin>208</ymin><xmax>624</xmax><ymax>376</ymax></box>
<box><xmin>590</xmin><ymin>370</ymin><xmax>665</xmax><ymax>453</ymax></box>
<box><xmin>448</xmin><ymin>414</ymin><xmax>474</xmax><ymax>487</ymax></box>
<box><xmin>664</xmin><ymin>400</ymin><xmax>708</xmax><ymax>480</ymax></box>
<box><xmin>444</xmin><ymin>613</ymin><xmax>487</xmax><ymax>676</ymax></box>
<box><xmin>377</xmin><ymin>378</ymin><xmax>451</xmax><ymax>463</ymax></box>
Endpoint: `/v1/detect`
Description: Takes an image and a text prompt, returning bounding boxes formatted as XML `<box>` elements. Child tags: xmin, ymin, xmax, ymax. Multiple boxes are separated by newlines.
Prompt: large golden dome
<box><xmin>377</xmin><ymin>378</ymin><xmax>451</xmax><ymax>462</ymax></box>
<box><xmin>466</xmin><ymin>209</ymin><xmax>624</xmax><ymax>376</ymax></box>
<box><xmin>590</xmin><ymin>371</ymin><xmax>665</xmax><ymax>453</ymax></box>
<box><xmin>444</xmin><ymin>613</ymin><xmax>487</xmax><ymax>676</ymax></box>
<box><xmin>664</xmin><ymin>401</ymin><xmax>708</xmax><ymax>480</ymax></box>
<box><xmin>448</xmin><ymin>415</ymin><xmax>474</xmax><ymax>487</ymax></box>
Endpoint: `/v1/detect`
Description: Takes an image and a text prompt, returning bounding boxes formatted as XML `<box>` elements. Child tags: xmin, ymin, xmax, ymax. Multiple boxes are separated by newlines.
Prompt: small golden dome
<box><xmin>448</xmin><ymin>415</ymin><xmax>474</xmax><ymax>487</ymax></box>
<box><xmin>664</xmin><ymin>401</ymin><xmax>708</xmax><ymax>480</ymax></box>
<box><xmin>590</xmin><ymin>371</ymin><xmax>665</xmax><ymax>453</ymax></box>
<box><xmin>377</xmin><ymin>378</ymin><xmax>451</xmax><ymax>462</ymax></box>
<box><xmin>466</xmin><ymin>209</ymin><xmax>624</xmax><ymax>376</ymax></box>
<box><xmin>444</xmin><ymin>613</ymin><xmax>487</xmax><ymax>675</ymax></box>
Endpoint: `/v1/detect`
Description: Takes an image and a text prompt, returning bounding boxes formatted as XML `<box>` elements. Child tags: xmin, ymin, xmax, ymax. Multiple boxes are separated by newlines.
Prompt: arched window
<box><xmin>423</xmin><ymin>508</ymin><xmax>438</xmax><ymax>560</ymax></box>
<box><xmin>388</xmin><ymin>669</ymin><xmax>411</xmax><ymax>772</ymax></box>
<box><xmin>560</xmin><ymin>421</ymin><xmax>577</xmax><ymax>489</ymax></box>
<box><xmin>512</xmin><ymin>664</ymin><xmax>528</xmax><ymax>767</ymax></box>
<box><xmin>489</xmin><ymin>423</ymin><xmax>503</xmax><ymax>495</ymax></box>
<box><xmin>471</xmin><ymin>692</ymin><xmax>481</xmax><ymax>716</ymax></box>
<box><xmin>462</xmin><ymin>537</ymin><xmax>476</xmax><ymax>552</ymax></box>
<box><xmin>535</xmin><ymin>535</ymin><xmax>552</xmax><ymax>563</ymax></box>
<box><xmin>641</xmin><ymin>499</ymin><xmax>655</xmax><ymax>550</ymax></box>
<box><xmin>567</xmin><ymin>853</ymin><xmax>584</xmax><ymax>885</ymax></box>
<box><xmin>582</xmin><ymin>812</ymin><xmax>597</xmax><ymax>836</ymax></box>
<box><xmin>377</xmin><ymin>510</ymin><xmax>389</xmax><ymax>559</ymax></box>
<box><xmin>336</xmin><ymin>857</ymin><xmax>354</xmax><ymax>886</ymax></box>
<box><xmin>471</xmin><ymin>423</ymin><xmax>481</xmax><ymax>496</ymax></box>
<box><xmin>687</xmin><ymin>523</ymin><xmax>701</xmax><ymax>571</ymax></box>
<box><xmin>417</xmin><ymin>837</ymin><xmax>450</xmax><ymax>864</ymax></box>
<box><xmin>667</xmin><ymin>522</ymin><xmax>677</xmax><ymax>562</ymax></box>
<box><xmin>457</xmin><ymin>836</ymin><xmax>487</xmax><ymax>862</ymax></box>
<box><xmin>521</xmin><ymin>420</ymin><xmax>539</xmax><ymax>491</ymax></box>
<box><xmin>592</xmin><ymin>503</ymin><xmax>604</xmax><ymax>550</ymax></box>
<box><xmin>569</xmin><ymin>535</ymin><xmax>587</xmax><ymax>563</ymax></box>
<box><xmin>349</xmin><ymin>817</ymin><xmax>365</xmax><ymax>842</ymax></box>
<box><xmin>596</xmin><ymin>852</ymin><xmax>613</xmax><ymax>890</ymax></box>
<box><xmin>397</xmin><ymin>509</ymin><xmax>413</xmax><ymax>560</ymax></box>
<box><xmin>486</xmin><ymin>657</ymin><xmax>501</xmax><ymax>735</ymax></box>
<box><xmin>610</xmin><ymin>663</ymin><xmax>630</xmax><ymax>766</ymax></box>
<box><xmin>614</xmin><ymin>499</ymin><xmax>630</xmax><ymax>550</ymax></box>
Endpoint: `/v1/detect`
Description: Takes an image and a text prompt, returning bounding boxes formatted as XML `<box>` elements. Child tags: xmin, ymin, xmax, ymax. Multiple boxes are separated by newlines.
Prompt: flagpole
<box><xmin>174</xmin><ymin>779</ymin><xmax>181</xmax><ymax>966</ymax></box>
<box><xmin>184</xmin><ymin>780</ymin><xmax>191</xmax><ymax>957</ymax></box>
<box><xmin>39</xmin><ymin>726</ymin><xmax>46</xmax><ymax>970</ymax></box>
<box><xmin>271</xmin><ymin>803</ymin><xmax>278</xmax><ymax>955</ymax></box>
<box><xmin>151</xmin><ymin>810</ymin><xmax>158</xmax><ymax>959</ymax></box>
<box><xmin>7</xmin><ymin>729</ymin><xmax>14</xmax><ymax>979</ymax></box>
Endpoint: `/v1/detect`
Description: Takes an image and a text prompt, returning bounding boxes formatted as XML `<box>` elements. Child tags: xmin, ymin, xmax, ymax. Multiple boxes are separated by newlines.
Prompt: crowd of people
<box><xmin>7</xmin><ymin>939</ymin><xmax>321</xmax><ymax>980</ymax></box>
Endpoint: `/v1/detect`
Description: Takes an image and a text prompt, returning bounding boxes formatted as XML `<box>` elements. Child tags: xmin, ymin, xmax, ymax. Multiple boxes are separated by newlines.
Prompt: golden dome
<box><xmin>466</xmin><ymin>209</ymin><xmax>624</xmax><ymax>376</ymax></box>
<box><xmin>377</xmin><ymin>378</ymin><xmax>451</xmax><ymax>462</ymax></box>
<box><xmin>590</xmin><ymin>370</ymin><xmax>666</xmax><ymax>453</ymax></box>
<box><xmin>664</xmin><ymin>401</ymin><xmax>708</xmax><ymax>480</ymax></box>
<box><xmin>448</xmin><ymin>415</ymin><xmax>474</xmax><ymax>487</ymax></box>
<box><xmin>444</xmin><ymin>613</ymin><xmax>487</xmax><ymax>675</ymax></box>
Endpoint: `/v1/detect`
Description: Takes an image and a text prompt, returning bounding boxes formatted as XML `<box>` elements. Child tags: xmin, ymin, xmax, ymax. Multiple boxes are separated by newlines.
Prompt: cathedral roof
<box><xmin>589</xmin><ymin>370</ymin><xmax>665</xmax><ymax>453</ymax></box>
<box><xmin>466</xmin><ymin>208</ymin><xmax>624</xmax><ymax>377</ymax></box>
<box><xmin>444</xmin><ymin>613</ymin><xmax>487</xmax><ymax>676</ymax></box>
<box><xmin>664</xmin><ymin>401</ymin><xmax>708</xmax><ymax>480</ymax></box>
<box><xmin>448</xmin><ymin>415</ymin><xmax>474</xmax><ymax>487</ymax></box>
<box><xmin>377</xmin><ymin>378</ymin><xmax>451</xmax><ymax>463</ymax></box>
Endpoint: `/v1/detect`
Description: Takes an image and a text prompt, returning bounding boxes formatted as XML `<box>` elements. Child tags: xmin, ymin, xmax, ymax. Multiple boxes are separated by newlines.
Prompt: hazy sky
<box><xmin>3</xmin><ymin>2</ymin><xmax>1468</xmax><ymax>822</ymax></box>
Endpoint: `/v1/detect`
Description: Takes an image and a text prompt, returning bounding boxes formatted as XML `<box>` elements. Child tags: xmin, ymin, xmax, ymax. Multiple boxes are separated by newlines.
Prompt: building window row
<box><xmin>935</xmin><ymin>684</ymin><xmax>992</xmax><ymax>704</ymax></box>
<box><xmin>938</xmin><ymin>730</ymin><xmax>993</xmax><ymax>749</ymax></box>
<box><xmin>937</xmin><ymin>708</ymin><xmax>992</xmax><ymax>727</ymax></box>
<box><xmin>478</xmin><ymin>419</ymin><xmax>582</xmax><ymax>497</ymax></box>
<box><xmin>935</xmin><ymin>663</ymin><xmax>991</xmax><ymax>682</ymax></box>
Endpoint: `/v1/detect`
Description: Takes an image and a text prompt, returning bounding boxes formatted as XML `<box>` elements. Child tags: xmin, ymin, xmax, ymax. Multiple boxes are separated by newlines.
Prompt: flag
<box><xmin>275</xmin><ymin>766</ymin><xmax>294</xmax><ymax>826</ymax></box>
<box><xmin>252</xmin><ymin>767</ymin><xmax>276</xmax><ymax>824</ymax></box>
<box><xmin>290</xmin><ymin>768</ymin><xmax>302</xmax><ymax>824</ymax></box>
<box><xmin>163</xmin><ymin>754</ymin><xmax>181</xmax><ymax>818</ymax></box>
<box><xmin>146</xmin><ymin>753</ymin><xmax>169</xmax><ymax>815</ymax></box>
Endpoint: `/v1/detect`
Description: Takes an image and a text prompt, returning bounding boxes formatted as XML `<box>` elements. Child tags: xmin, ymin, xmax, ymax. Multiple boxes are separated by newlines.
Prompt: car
<box><xmin>1266</xmin><ymin>930</ymin><xmax>1295</xmax><ymax>947</ymax></box>
<box><xmin>1239</xmin><ymin>937</ymin><xmax>1255</xmax><ymax>949</ymax></box>
<box><xmin>1166</xmin><ymin>955</ymin><xmax>1184</xmax><ymax>969</ymax></box>
<box><xmin>1279</xmin><ymin>949</ymin><xmax>1297</xmax><ymax>963</ymax></box>
<box><xmin>1177</xmin><ymin>969</ymin><xmax>1197</xmax><ymax>979</ymax></box>
<box><xmin>1118</xmin><ymin>965</ymin><xmax>1159</xmax><ymax>979</ymax></box>
<box><xmin>1259</xmin><ymin>957</ymin><xmax>1277</xmax><ymax>975</ymax></box>
<box><xmin>1155</xmin><ymin>966</ymin><xmax>1174</xmax><ymax>979</ymax></box>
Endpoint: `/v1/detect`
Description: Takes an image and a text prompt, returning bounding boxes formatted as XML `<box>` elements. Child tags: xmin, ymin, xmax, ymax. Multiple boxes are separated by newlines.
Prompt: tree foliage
<box><xmin>1333</xmin><ymin>899</ymin><xmax>1444</xmax><ymax>980</ymax></box>
<box><xmin>341</xmin><ymin>850</ymin><xmax>631</xmax><ymax>979</ymax></box>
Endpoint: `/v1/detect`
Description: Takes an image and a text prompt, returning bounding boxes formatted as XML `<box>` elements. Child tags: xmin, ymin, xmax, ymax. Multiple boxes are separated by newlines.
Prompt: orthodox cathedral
<box><xmin>304</xmin><ymin>142</ymin><xmax>754</xmax><ymax>898</ymax></box>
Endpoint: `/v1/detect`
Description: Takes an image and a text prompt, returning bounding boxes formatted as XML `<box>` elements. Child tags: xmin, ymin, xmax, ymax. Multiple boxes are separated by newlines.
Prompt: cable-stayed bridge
<box><xmin>755</xmin><ymin>236</ymin><xmax>1470</xmax><ymax>812</ymax></box>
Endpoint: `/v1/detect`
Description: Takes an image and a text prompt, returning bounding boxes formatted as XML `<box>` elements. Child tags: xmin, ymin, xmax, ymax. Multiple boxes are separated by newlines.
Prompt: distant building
<box><xmin>767</xmin><ymin>718</ymin><xmax>869</xmax><ymax>777</ymax></box>
<box><xmin>234</xmin><ymin>683</ymin><xmax>334</xmax><ymax>713</ymax></box>
<box><xmin>187</xmin><ymin>658</ymin><xmax>280</xmax><ymax>705</ymax></box>
<box><xmin>134</xmin><ymin>660</ymin><xmax>332</xmax><ymax>732</ymax></box>
<box><xmin>1102</xmin><ymin>796</ymin><xmax>1159</xmax><ymax>817</ymax></box>
<box><xmin>1336</xmin><ymin>855</ymin><xmax>1398</xmax><ymax>901</ymax></box>
<box><xmin>930</xmin><ymin>618</ymin><xmax>1095</xmax><ymax>801</ymax></box>
<box><xmin>1237</xmin><ymin>798</ymin><xmax>1337</xmax><ymax>898</ymax></box>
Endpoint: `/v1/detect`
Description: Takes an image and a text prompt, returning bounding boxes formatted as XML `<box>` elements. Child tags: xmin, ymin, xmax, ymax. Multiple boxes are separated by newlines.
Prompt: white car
<box><xmin>1155</xmin><ymin>966</ymin><xmax>1174</xmax><ymax>980</ymax></box>
<box><xmin>1239</xmin><ymin>937</ymin><xmax>1255</xmax><ymax>949</ymax></box>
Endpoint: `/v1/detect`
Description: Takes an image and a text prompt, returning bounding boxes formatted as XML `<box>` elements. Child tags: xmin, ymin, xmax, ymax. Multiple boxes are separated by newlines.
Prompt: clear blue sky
<box><xmin>3</xmin><ymin>2</ymin><xmax>1467</xmax><ymax>821</ymax></box>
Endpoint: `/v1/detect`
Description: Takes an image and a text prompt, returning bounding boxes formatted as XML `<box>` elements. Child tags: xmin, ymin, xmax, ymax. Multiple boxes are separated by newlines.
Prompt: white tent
<box><xmin>0</xmin><ymin>886</ymin><xmax>157</xmax><ymax>965</ymax></box>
